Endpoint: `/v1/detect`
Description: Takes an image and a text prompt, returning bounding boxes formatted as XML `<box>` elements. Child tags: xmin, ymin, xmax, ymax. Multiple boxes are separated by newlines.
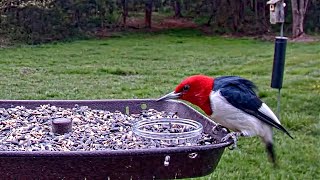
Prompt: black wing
<box><xmin>214</xmin><ymin>76</ymin><xmax>293</xmax><ymax>138</ymax></box>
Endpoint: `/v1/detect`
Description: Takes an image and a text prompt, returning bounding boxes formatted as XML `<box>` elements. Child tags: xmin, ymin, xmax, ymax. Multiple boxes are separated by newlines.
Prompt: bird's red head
<box><xmin>158</xmin><ymin>75</ymin><xmax>214</xmax><ymax>115</ymax></box>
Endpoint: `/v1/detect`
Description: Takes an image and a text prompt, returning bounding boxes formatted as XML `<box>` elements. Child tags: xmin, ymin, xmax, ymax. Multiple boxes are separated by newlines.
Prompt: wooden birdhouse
<box><xmin>267</xmin><ymin>0</ymin><xmax>285</xmax><ymax>24</ymax></box>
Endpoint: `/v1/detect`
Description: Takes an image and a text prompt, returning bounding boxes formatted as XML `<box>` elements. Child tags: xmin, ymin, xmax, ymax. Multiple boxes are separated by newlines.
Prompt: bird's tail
<box><xmin>262</xmin><ymin>127</ymin><xmax>278</xmax><ymax>167</ymax></box>
<box><xmin>266</xmin><ymin>142</ymin><xmax>278</xmax><ymax>167</ymax></box>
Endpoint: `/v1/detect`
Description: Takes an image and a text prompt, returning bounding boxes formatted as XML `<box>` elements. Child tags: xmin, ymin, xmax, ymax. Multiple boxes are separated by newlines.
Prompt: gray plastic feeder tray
<box><xmin>0</xmin><ymin>99</ymin><xmax>232</xmax><ymax>179</ymax></box>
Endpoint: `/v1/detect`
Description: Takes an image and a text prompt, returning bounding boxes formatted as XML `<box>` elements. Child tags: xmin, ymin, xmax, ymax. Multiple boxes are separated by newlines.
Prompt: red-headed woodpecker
<box><xmin>157</xmin><ymin>75</ymin><xmax>293</xmax><ymax>164</ymax></box>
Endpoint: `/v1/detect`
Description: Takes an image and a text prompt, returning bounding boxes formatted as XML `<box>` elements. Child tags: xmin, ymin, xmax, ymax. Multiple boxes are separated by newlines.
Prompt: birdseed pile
<box><xmin>0</xmin><ymin>105</ymin><xmax>217</xmax><ymax>151</ymax></box>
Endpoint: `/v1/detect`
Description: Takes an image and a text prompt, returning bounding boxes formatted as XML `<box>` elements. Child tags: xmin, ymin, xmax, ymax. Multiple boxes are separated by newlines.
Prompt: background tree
<box><xmin>305</xmin><ymin>0</ymin><xmax>320</xmax><ymax>34</ymax></box>
<box><xmin>291</xmin><ymin>0</ymin><xmax>310</xmax><ymax>38</ymax></box>
<box><xmin>121</xmin><ymin>0</ymin><xmax>128</xmax><ymax>26</ymax></box>
<box><xmin>174</xmin><ymin>0</ymin><xmax>183</xmax><ymax>17</ymax></box>
<box><xmin>145</xmin><ymin>0</ymin><xmax>153</xmax><ymax>28</ymax></box>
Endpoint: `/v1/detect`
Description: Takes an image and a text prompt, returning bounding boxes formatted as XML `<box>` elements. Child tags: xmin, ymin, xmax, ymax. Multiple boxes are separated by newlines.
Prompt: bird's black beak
<box><xmin>156</xmin><ymin>91</ymin><xmax>181</xmax><ymax>101</ymax></box>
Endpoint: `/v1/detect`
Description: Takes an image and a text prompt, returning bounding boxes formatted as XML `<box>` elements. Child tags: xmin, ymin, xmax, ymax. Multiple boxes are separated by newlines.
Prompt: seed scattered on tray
<box><xmin>0</xmin><ymin>105</ymin><xmax>217</xmax><ymax>151</ymax></box>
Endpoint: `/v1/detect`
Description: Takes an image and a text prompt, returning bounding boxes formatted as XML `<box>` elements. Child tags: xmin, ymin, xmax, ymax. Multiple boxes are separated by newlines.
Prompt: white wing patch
<box><xmin>258</xmin><ymin>103</ymin><xmax>281</xmax><ymax>125</ymax></box>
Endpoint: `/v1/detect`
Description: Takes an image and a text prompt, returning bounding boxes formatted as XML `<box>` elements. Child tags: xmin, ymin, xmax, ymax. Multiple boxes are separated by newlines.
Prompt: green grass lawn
<box><xmin>0</xmin><ymin>29</ymin><xmax>319</xmax><ymax>179</ymax></box>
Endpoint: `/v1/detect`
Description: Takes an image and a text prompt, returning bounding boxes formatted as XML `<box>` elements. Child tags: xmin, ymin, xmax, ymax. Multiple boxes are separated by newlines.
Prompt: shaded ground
<box><xmin>94</xmin><ymin>16</ymin><xmax>320</xmax><ymax>42</ymax></box>
<box><xmin>125</xmin><ymin>16</ymin><xmax>217</xmax><ymax>36</ymax></box>
<box><xmin>94</xmin><ymin>16</ymin><xmax>211</xmax><ymax>38</ymax></box>
<box><xmin>126</xmin><ymin>17</ymin><xmax>198</xmax><ymax>30</ymax></box>
<box><xmin>290</xmin><ymin>33</ymin><xmax>320</xmax><ymax>42</ymax></box>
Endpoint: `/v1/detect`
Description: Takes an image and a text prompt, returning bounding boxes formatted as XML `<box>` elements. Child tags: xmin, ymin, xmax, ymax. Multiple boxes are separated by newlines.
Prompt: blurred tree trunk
<box><xmin>254</xmin><ymin>0</ymin><xmax>258</xmax><ymax>24</ymax></box>
<box><xmin>121</xmin><ymin>0</ymin><xmax>128</xmax><ymax>26</ymax></box>
<box><xmin>291</xmin><ymin>0</ymin><xmax>310</xmax><ymax>38</ymax></box>
<box><xmin>206</xmin><ymin>0</ymin><xmax>218</xmax><ymax>26</ymax></box>
<box><xmin>145</xmin><ymin>0</ymin><xmax>153</xmax><ymax>28</ymax></box>
<box><xmin>174</xmin><ymin>0</ymin><xmax>182</xmax><ymax>17</ymax></box>
<box><xmin>229</xmin><ymin>0</ymin><xmax>243</xmax><ymax>32</ymax></box>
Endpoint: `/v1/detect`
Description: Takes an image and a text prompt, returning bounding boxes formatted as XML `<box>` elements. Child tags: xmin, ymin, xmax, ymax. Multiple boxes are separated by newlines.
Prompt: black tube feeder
<box><xmin>271</xmin><ymin>36</ymin><xmax>287</xmax><ymax>119</ymax></box>
<box><xmin>271</xmin><ymin>36</ymin><xmax>287</xmax><ymax>89</ymax></box>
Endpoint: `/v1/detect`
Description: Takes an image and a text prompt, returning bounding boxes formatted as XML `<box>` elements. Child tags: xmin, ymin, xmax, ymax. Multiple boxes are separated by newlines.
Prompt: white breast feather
<box><xmin>209</xmin><ymin>90</ymin><xmax>273</xmax><ymax>141</ymax></box>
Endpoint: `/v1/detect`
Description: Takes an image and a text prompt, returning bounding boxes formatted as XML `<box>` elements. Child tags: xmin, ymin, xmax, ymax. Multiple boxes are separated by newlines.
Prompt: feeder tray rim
<box><xmin>0</xmin><ymin>141</ymin><xmax>232</xmax><ymax>157</ymax></box>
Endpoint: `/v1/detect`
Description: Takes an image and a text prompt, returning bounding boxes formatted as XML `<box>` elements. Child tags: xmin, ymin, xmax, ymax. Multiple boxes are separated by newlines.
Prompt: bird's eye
<box><xmin>183</xmin><ymin>85</ymin><xmax>190</xmax><ymax>91</ymax></box>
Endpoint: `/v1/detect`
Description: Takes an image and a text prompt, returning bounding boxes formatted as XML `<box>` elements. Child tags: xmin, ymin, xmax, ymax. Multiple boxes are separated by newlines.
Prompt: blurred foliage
<box><xmin>0</xmin><ymin>0</ymin><xmax>319</xmax><ymax>44</ymax></box>
<box><xmin>306</xmin><ymin>0</ymin><xmax>320</xmax><ymax>34</ymax></box>
<box><xmin>0</xmin><ymin>0</ymin><xmax>120</xmax><ymax>44</ymax></box>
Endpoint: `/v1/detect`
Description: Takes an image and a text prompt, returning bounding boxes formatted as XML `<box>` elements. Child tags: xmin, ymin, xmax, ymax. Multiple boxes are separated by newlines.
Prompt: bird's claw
<box><xmin>220</xmin><ymin>132</ymin><xmax>242</xmax><ymax>150</ymax></box>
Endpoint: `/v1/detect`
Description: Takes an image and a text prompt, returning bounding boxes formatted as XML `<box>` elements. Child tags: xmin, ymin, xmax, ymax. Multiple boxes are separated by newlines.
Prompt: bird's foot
<box><xmin>220</xmin><ymin>132</ymin><xmax>242</xmax><ymax>150</ymax></box>
<box><xmin>212</xmin><ymin>124</ymin><xmax>230</xmax><ymax>135</ymax></box>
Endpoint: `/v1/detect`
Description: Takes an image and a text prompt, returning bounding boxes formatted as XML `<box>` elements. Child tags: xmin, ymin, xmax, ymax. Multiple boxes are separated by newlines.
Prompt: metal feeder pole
<box><xmin>276</xmin><ymin>22</ymin><xmax>284</xmax><ymax>119</ymax></box>
<box><xmin>278</xmin><ymin>22</ymin><xmax>284</xmax><ymax>118</ymax></box>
